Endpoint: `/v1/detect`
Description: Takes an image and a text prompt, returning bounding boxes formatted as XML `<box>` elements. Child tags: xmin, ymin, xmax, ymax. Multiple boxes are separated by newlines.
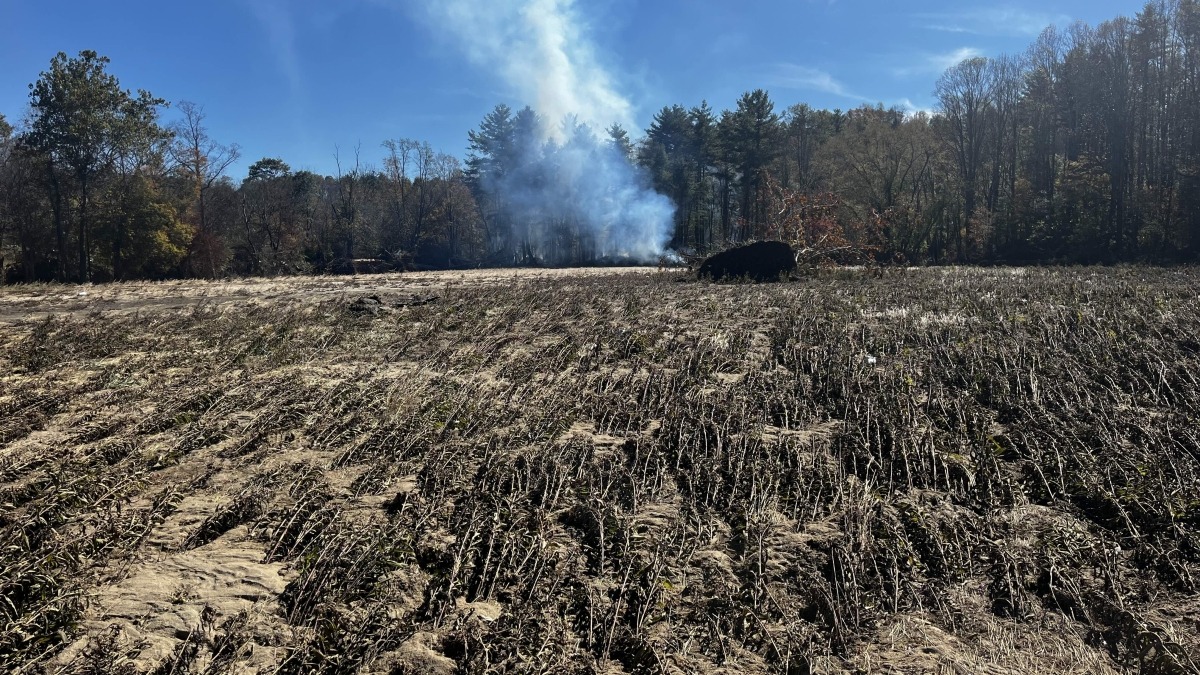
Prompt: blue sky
<box><xmin>1</xmin><ymin>0</ymin><xmax>1141</xmax><ymax>179</ymax></box>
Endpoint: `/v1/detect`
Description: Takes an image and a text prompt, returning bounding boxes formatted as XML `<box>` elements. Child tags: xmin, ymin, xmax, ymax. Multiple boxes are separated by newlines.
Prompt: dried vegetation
<box><xmin>1</xmin><ymin>266</ymin><xmax>1198</xmax><ymax>674</ymax></box>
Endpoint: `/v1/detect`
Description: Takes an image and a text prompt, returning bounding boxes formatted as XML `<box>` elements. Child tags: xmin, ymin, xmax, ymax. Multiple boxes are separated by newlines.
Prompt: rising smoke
<box><xmin>415</xmin><ymin>0</ymin><xmax>675</xmax><ymax>263</ymax></box>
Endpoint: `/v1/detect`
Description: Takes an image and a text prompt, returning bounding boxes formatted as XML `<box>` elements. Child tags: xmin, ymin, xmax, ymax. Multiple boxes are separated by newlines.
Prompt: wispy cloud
<box><xmin>764</xmin><ymin>64</ymin><xmax>865</xmax><ymax>100</ymax></box>
<box><xmin>893</xmin><ymin>47</ymin><xmax>984</xmax><ymax>77</ymax></box>
<box><xmin>243</xmin><ymin>0</ymin><xmax>312</xmax><ymax>146</ymax></box>
<box><xmin>931</xmin><ymin>47</ymin><xmax>984</xmax><ymax>71</ymax></box>
<box><xmin>917</xmin><ymin>6</ymin><xmax>1070</xmax><ymax>37</ymax></box>
<box><xmin>925</xmin><ymin>24</ymin><xmax>972</xmax><ymax>34</ymax></box>
<box><xmin>246</xmin><ymin>0</ymin><xmax>303</xmax><ymax>93</ymax></box>
<box><xmin>893</xmin><ymin>98</ymin><xmax>936</xmax><ymax>118</ymax></box>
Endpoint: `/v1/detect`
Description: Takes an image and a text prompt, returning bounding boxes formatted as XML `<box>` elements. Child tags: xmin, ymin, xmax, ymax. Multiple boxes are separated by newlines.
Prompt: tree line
<box><xmin>632</xmin><ymin>0</ymin><xmax>1200</xmax><ymax>264</ymax></box>
<box><xmin>1</xmin><ymin>0</ymin><xmax>1198</xmax><ymax>282</ymax></box>
<box><xmin>0</xmin><ymin>52</ymin><xmax>485</xmax><ymax>283</ymax></box>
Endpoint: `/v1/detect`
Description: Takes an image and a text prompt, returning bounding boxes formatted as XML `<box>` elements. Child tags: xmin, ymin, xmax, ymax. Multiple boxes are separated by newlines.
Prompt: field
<box><xmin>1</xmin><ymin>266</ymin><xmax>1198</xmax><ymax>674</ymax></box>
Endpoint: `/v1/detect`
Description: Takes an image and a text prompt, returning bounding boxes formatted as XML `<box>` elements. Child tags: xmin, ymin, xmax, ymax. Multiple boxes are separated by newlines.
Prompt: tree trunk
<box><xmin>47</xmin><ymin>163</ymin><xmax>66</xmax><ymax>281</ymax></box>
<box><xmin>79</xmin><ymin>174</ymin><xmax>90</xmax><ymax>282</ymax></box>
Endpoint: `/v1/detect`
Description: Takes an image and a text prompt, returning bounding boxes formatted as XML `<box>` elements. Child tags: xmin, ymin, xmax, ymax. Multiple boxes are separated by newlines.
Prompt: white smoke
<box><xmin>414</xmin><ymin>0</ymin><xmax>675</xmax><ymax>262</ymax></box>
<box><xmin>418</xmin><ymin>0</ymin><xmax>633</xmax><ymax>142</ymax></box>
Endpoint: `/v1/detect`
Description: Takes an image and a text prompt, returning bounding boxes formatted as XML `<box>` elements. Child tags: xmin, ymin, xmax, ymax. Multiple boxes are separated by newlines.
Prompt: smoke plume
<box><xmin>416</xmin><ymin>0</ymin><xmax>675</xmax><ymax>263</ymax></box>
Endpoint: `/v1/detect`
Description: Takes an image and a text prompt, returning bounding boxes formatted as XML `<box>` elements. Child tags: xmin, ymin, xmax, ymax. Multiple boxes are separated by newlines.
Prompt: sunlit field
<box><xmin>2</xmin><ymin>266</ymin><xmax>1198</xmax><ymax>674</ymax></box>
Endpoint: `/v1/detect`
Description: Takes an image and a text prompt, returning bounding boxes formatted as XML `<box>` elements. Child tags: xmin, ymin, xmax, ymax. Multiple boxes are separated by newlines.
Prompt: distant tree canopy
<box><xmin>0</xmin><ymin>52</ymin><xmax>487</xmax><ymax>282</ymax></box>
<box><xmin>3</xmin><ymin>1</ymin><xmax>1200</xmax><ymax>282</ymax></box>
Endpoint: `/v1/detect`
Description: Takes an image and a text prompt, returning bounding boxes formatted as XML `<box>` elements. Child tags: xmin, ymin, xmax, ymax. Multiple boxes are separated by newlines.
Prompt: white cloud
<box><xmin>931</xmin><ymin>47</ymin><xmax>984</xmax><ymax>71</ymax></box>
<box><xmin>893</xmin><ymin>98</ymin><xmax>936</xmax><ymax>118</ymax></box>
<box><xmin>765</xmin><ymin>64</ymin><xmax>865</xmax><ymax>100</ymax></box>
<box><xmin>918</xmin><ymin>6</ymin><xmax>1070</xmax><ymax>37</ymax></box>
<box><xmin>763</xmin><ymin>66</ymin><xmax>943</xmax><ymax>116</ymax></box>
<box><xmin>893</xmin><ymin>47</ymin><xmax>984</xmax><ymax>77</ymax></box>
<box><xmin>925</xmin><ymin>23</ymin><xmax>972</xmax><ymax>34</ymax></box>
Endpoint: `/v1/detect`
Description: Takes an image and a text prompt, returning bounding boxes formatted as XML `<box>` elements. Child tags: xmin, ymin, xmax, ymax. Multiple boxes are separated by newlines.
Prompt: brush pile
<box><xmin>698</xmin><ymin>241</ymin><xmax>797</xmax><ymax>282</ymax></box>
<box><xmin>1</xmin><ymin>267</ymin><xmax>1198</xmax><ymax>674</ymax></box>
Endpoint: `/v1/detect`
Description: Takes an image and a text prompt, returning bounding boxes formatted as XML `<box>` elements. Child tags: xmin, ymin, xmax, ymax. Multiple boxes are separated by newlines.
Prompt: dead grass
<box><xmin>1</xmin><ymin>266</ymin><xmax>1198</xmax><ymax>674</ymax></box>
